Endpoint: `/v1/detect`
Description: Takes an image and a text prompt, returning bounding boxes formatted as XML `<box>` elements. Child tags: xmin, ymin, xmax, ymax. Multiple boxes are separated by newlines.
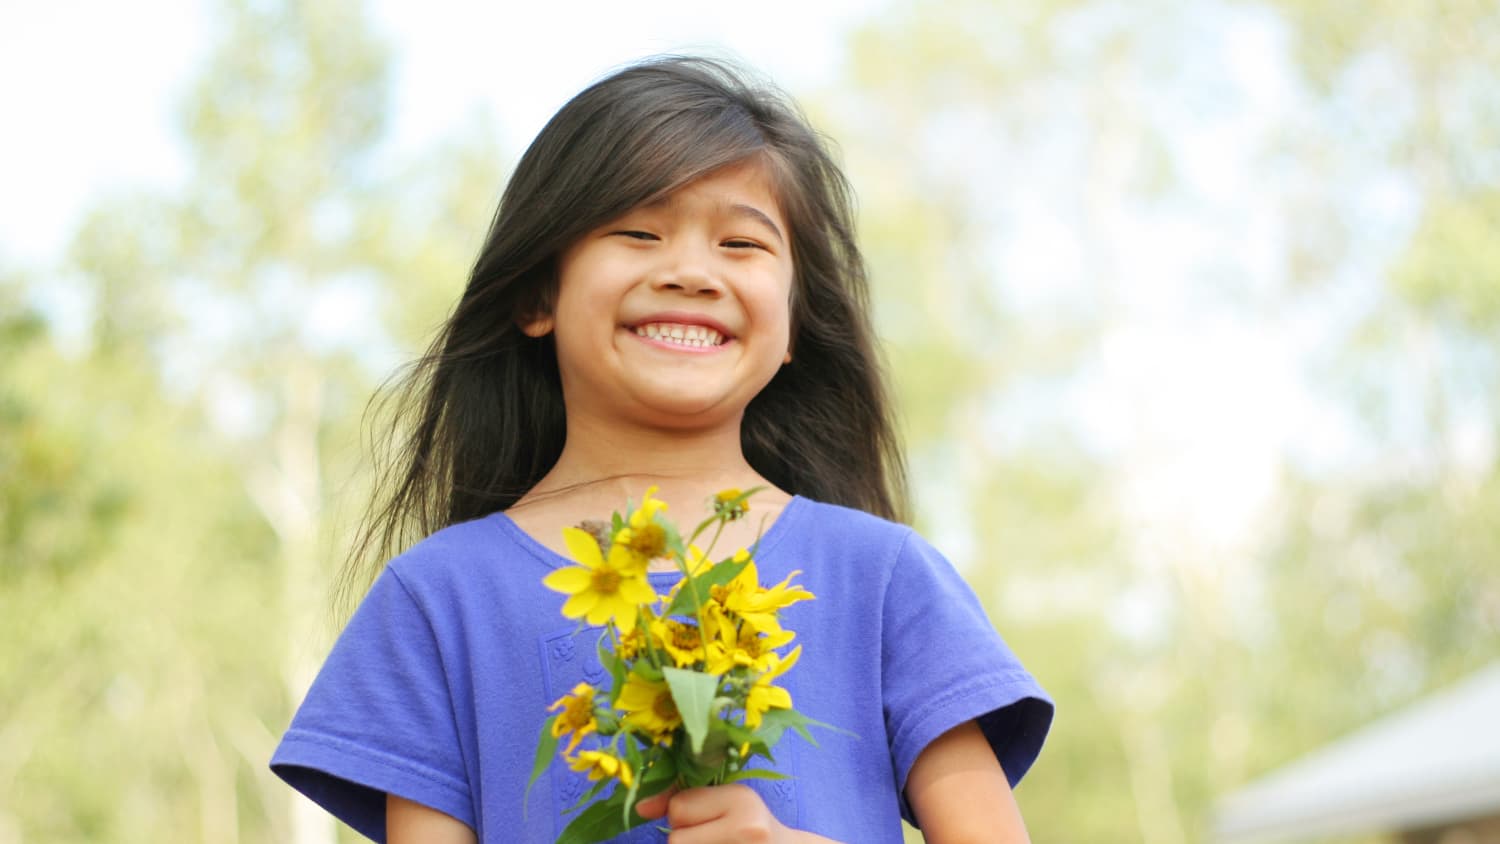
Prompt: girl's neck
<box><xmin>519</xmin><ymin>412</ymin><xmax>781</xmax><ymax>511</ymax></box>
<box><xmin>508</xmin><ymin>414</ymin><xmax>793</xmax><ymax>568</ymax></box>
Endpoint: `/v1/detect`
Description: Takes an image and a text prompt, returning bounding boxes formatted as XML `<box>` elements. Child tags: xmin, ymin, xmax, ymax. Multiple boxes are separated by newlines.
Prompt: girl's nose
<box><xmin>649</xmin><ymin>245</ymin><xmax>724</xmax><ymax>298</ymax></box>
<box><xmin>653</xmin><ymin>275</ymin><xmax>723</xmax><ymax>297</ymax></box>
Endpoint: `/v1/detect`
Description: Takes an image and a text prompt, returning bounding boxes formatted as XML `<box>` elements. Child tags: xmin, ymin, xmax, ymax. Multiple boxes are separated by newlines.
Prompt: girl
<box><xmin>272</xmin><ymin>56</ymin><xmax>1052</xmax><ymax>843</ymax></box>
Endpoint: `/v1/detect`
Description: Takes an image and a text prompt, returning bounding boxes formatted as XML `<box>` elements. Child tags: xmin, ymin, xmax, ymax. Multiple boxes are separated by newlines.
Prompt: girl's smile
<box><xmin>629</xmin><ymin>312</ymin><xmax>734</xmax><ymax>351</ymax></box>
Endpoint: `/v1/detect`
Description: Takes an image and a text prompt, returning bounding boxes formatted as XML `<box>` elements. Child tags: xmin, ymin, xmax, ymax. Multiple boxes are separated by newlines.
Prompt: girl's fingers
<box><xmin>663</xmin><ymin>784</ymin><xmax>748</xmax><ymax>828</ymax></box>
<box><xmin>633</xmin><ymin>786</ymin><xmax>678</xmax><ymax>821</ymax></box>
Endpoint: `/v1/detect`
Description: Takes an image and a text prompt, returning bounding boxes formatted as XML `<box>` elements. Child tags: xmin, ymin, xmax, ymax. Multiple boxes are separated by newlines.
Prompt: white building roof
<box><xmin>1215</xmin><ymin>661</ymin><xmax>1500</xmax><ymax>843</ymax></box>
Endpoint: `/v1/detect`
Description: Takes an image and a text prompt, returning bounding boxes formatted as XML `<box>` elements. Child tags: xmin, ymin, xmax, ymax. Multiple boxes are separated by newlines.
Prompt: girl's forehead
<box><xmin>638</xmin><ymin>160</ymin><xmax>788</xmax><ymax>224</ymax></box>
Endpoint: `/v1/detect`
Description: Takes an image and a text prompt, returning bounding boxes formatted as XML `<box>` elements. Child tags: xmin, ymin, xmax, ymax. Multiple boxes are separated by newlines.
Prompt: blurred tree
<box><xmin>832</xmin><ymin>0</ymin><xmax>1497</xmax><ymax>841</ymax></box>
<box><xmin>829</xmin><ymin>2</ymin><xmax>1173</xmax><ymax>841</ymax></box>
<box><xmin>1240</xmin><ymin>0</ymin><xmax>1500</xmax><ymax>822</ymax></box>
<box><xmin>3</xmin><ymin>0</ymin><xmax>502</xmax><ymax>840</ymax></box>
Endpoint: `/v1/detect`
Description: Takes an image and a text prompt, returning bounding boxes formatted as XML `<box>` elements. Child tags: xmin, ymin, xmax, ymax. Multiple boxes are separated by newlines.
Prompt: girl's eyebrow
<box><xmin>641</xmin><ymin>195</ymin><xmax>785</xmax><ymax>244</ymax></box>
<box><xmin>726</xmin><ymin>203</ymin><xmax>785</xmax><ymax>245</ymax></box>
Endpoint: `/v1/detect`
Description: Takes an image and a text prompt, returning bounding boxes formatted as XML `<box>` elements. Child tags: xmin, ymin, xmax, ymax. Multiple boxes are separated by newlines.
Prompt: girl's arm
<box><xmin>387</xmin><ymin>793</ymin><xmax>477</xmax><ymax>844</ymax></box>
<box><xmin>906</xmin><ymin>720</ymin><xmax>1032</xmax><ymax>844</ymax></box>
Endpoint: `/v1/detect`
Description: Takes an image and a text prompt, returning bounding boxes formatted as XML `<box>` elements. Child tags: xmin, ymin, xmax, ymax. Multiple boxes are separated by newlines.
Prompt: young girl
<box><xmin>272</xmin><ymin>56</ymin><xmax>1052</xmax><ymax>843</ymax></box>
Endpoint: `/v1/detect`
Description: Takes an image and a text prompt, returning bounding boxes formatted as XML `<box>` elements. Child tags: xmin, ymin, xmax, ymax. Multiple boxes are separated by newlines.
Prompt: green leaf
<box><xmin>556</xmin><ymin>788</ymin><xmax>634</xmax><ymax>844</ymax></box>
<box><xmin>620</xmin><ymin>740</ymin><xmax>646</xmax><ymax>824</ymax></box>
<box><xmin>662</xmin><ymin>667</ymin><xmax>720</xmax><ymax>754</ymax></box>
<box><xmin>664</xmin><ymin>557</ymin><xmax>750</xmax><ymax>617</ymax></box>
<box><xmin>562</xmin><ymin>777</ymin><xmax>611</xmax><ymax>815</ymax></box>
<box><xmin>638</xmin><ymin>752</ymin><xmax>677</xmax><ymax>793</ymax></box>
<box><xmin>598</xmin><ymin>636</ymin><xmax>627</xmax><ymax>705</ymax></box>
<box><xmin>674</xmin><ymin>748</ymin><xmax>718</xmax><ymax>784</ymax></box>
<box><xmin>695</xmin><ymin>725</ymin><xmax>731</xmax><ymax>771</ymax></box>
<box><xmin>524</xmin><ymin>714</ymin><xmax>559</xmax><ymax>818</ymax></box>
<box><xmin>722</xmin><ymin>722</ymin><xmax>772</xmax><ymax>762</ymax></box>
<box><xmin>754</xmin><ymin>708</ymin><xmax>852</xmax><ymax>750</ymax></box>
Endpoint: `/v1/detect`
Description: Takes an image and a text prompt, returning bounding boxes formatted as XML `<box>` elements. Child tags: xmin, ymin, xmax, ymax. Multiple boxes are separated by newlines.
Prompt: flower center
<box><xmin>625</xmin><ymin>523</ymin><xmax>666</xmax><ymax>559</ymax></box>
<box><xmin>562</xmin><ymin>695</ymin><xmax>593</xmax><ymax>729</ymax></box>
<box><xmin>739</xmin><ymin>629</ymin><xmax>763</xmax><ymax>657</ymax></box>
<box><xmin>618</xmin><ymin>627</ymin><xmax>644</xmax><ymax>660</ymax></box>
<box><xmin>668</xmin><ymin>621</ymin><xmax>701</xmax><ymax>650</ymax></box>
<box><xmin>591</xmin><ymin>569</ymin><xmax>622</xmax><ymax>594</ymax></box>
<box><xmin>652</xmin><ymin>690</ymin><xmax>680</xmax><ymax>722</ymax></box>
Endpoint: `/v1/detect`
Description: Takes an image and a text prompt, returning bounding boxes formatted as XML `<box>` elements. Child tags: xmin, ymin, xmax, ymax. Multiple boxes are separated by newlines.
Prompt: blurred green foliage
<box><xmin>2</xmin><ymin>0</ymin><xmax>1497</xmax><ymax>842</ymax></box>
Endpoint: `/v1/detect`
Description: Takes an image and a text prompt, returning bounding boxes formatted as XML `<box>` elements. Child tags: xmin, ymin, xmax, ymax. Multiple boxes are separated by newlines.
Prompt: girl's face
<box><xmin>525</xmin><ymin>160</ymin><xmax>795</xmax><ymax>432</ymax></box>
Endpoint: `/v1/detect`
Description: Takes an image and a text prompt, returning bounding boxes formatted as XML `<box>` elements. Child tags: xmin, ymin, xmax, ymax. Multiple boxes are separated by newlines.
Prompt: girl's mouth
<box><xmin>631</xmin><ymin>322</ymin><xmax>729</xmax><ymax>348</ymax></box>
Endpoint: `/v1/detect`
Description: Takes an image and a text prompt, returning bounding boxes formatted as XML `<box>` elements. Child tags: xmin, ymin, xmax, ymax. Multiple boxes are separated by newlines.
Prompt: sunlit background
<box><xmin>3</xmin><ymin>0</ymin><xmax>1497</xmax><ymax>842</ymax></box>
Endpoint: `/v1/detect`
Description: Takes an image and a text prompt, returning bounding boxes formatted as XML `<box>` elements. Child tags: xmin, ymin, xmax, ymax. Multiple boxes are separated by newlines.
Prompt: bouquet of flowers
<box><xmin>529</xmin><ymin>488</ymin><xmax>824</xmax><ymax>844</ymax></box>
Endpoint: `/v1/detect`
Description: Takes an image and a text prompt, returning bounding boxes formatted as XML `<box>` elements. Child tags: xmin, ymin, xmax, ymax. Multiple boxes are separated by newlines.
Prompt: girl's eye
<box><xmin>614</xmin><ymin>230</ymin><xmax>658</xmax><ymax>241</ymax></box>
<box><xmin>722</xmin><ymin>239</ymin><xmax>766</xmax><ymax>251</ymax></box>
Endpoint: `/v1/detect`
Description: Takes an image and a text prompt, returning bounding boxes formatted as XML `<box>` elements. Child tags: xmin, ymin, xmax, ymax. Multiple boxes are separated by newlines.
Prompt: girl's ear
<box><xmin>520</xmin><ymin>313</ymin><xmax>555</xmax><ymax>337</ymax></box>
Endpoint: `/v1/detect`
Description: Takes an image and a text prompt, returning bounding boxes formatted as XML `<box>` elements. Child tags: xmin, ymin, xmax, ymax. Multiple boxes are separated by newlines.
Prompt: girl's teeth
<box><xmin>633</xmin><ymin>323</ymin><xmax>724</xmax><ymax>347</ymax></box>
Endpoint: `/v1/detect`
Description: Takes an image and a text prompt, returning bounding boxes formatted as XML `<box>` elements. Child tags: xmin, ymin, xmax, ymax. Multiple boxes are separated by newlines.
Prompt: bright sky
<box><xmin>0</xmin><ymin>0</ymin><xmax>866</xmax><ymax>266</ymax></box>
<box><xmin>0</xmin><ymin>0</ymin><xmax>1371</xmax><ymax>586</ymax></box>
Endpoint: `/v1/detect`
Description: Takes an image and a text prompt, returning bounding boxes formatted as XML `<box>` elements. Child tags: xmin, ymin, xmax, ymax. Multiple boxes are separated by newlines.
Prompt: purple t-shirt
<box><xmin>271</xmin><ymin>496</ymin><xmax>1052</xmax><ymax>842</ymax></box>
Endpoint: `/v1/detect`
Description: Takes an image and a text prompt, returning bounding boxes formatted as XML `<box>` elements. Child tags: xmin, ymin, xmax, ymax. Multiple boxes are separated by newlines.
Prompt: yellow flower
<box><xmin>712</xmin><ymin>488</ymin><xmax>750</xmax><ymax>521</ymax></box>
<box><xmin>568</xmin><ymin>749</ymin><xmax>634</xmax><ymax>787</ymax></box>
<box><xmin>615</xmin><ymin>522</ymin><xmax>667</xmax><ymax>563</ymax></box>
<box><xmin>704</xmin><ymin>622</ymin><xmax>794</xmax><ymax>675</ymax></box>
<box><xmin>543</xmin><ymin>527</ymin><xmax>657</xmax><ymax>633</ymax></box>
<box><xmin>616</xmin><ymin>671</ymin><xmax>682</xmax><ymax>742</ymax></box>
<box><xmin>609</xmin><ymin>487</ymin><xmax>671</xmax><ymax>570</ymax></box>
<box><xmin>745</xmin><ymin>645</ymin><xmax>800</xmax><ymax>729</ymax></box>
<box><xmin>617</xmin><ymin>615</ymin><xmax>650</xmax><ymax>661</ymax></box>
<box><xmin>547</xmin><ymin>682</ymin><xmax>599</xmax><ymax>754</ymax></box>
<box><xmin>634</xmin><ymin>486</ymin><xmax>669</xmax><ymax>522</ymax></box>
<box><xmin>700</xmin><ymin>594</ymin><xmax>737</xmax><ymax>644</ymax></box>
<box><xmin>714</xmin><ymin>561</ymin><xmax>814</xmax><ymax>635</ymax></box>
<box><xmin>650</xmin><ymin>617</ymin><xmax>706</xmax><ymax>668</ymax></box>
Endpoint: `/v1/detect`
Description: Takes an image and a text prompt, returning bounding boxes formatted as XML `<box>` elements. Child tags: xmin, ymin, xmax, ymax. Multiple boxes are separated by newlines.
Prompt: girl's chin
<box><xmin>622</xmin><ymin>389</ymin><xmax>745</xmax><ymax>428</ymax></box>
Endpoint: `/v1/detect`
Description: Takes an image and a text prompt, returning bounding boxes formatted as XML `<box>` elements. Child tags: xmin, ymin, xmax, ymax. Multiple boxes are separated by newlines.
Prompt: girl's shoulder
<box><xmin>773</xmin><ymin>495</ymin><xmax>930</xmax><ymax>576</ymax></box>
<box><xmin>785</xmin><ymin>495</ymin><xmax>910</xmax><ymax>543</ymax></box>
<box><xmin>381</xmin><ymin>510</ymin><xmax>554</xmax><ymax>594</ymax></box>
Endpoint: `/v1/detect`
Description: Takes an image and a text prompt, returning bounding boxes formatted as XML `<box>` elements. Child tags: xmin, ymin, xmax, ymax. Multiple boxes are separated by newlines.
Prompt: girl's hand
<box><xmin>635</xmin><ymin>784</ymin><xmax>838</xmax><ymax>843</ymax></box>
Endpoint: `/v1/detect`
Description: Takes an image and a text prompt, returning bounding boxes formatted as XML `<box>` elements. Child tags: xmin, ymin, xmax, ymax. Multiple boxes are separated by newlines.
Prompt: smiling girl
<box><xmin>271</xmin><ymin>56</ymin><xmax>1052</xmax><ymax>843</ymax></box>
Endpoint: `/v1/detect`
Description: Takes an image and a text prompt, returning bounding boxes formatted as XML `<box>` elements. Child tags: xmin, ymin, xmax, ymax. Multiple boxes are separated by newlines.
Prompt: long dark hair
<box><xmin>340</xmin><ymin>56</ymin><xmax>907</xmax><ymax>606</ymax></box>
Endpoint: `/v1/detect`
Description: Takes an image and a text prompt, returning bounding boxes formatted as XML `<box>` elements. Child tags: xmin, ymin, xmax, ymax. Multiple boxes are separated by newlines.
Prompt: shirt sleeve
<box><xmin>271</xmin><ymin>567</ymin><xmax>473</xmax><ymax>841</ymax></box>
<box><xmin>881</xmin><ymin>529</ymin><xmax>1053</xmax><ymax>820</ymax></box>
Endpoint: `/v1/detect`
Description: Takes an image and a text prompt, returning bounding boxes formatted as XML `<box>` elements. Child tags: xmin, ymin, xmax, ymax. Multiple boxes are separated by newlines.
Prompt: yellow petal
<box><xmin>585</xmin><ymin>596</ymin><xmax>618</xmax><ymax>628</ymax></box>
<box><xmin>736</xmin><ymin>559</ymin><xmax>759</xmax><ymax>583</ymax></box>
<box><xmin>763</xmin><ymin>685</ymin><xmax>792</xmax><ymax>710</ymax></box>
<box><xmin>765</xmin><ymin>629</ymin><xmax>795</xmax><ymax>649</ymax></box>
<box><xmin>592</xmin><ymin>596</ymin><xmax>639</xmax><ymax>633</ymax></box>
<box><xmin>561</xmin><ymin>590</ymin><xmax>598</xmax><ymax>620</ymax></box>
<box><xmin>779</xmin><ymin>644</ymin><xmax>802</xmax><ymax>674</ymax></box>
<box><xmin>542</xmin><ymin>566</ymin><xmax>593</xmax><ymax>595</ymax></box>
<box><xmin>609</xmin><ymin>542</ymin><xmax>650</xmax><ymax>575</ymax></box>
<box><xmin>616</xmin><ymin>676</ymin><xmax>656</xmax><ymax>710</ymax></box>
<box><xmin>562</xmin><ymin>527</ymin><xmax>605</xmax><ymax>568</ymax></box>
<box><xmin>619</xmin><ymin>575</ymin><xmax>657</xmax><ymax>606</ymax></box>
